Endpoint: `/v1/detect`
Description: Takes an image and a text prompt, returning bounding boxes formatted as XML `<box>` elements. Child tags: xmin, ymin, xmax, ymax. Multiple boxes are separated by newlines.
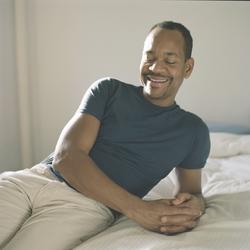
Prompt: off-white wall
<box><xmin>0</xmin><ymin>0</ymin><xmax>21</xmax><ymax>172</ymax></box>
<box><xmin>1</xmin><ymin>1</ymin><xmax>250</xmax><ymax>170</ymax></box>
<box><xmin>26</xmin><ymin>0</ymin><xmax>250</xmax><ymax>163</ymax></box>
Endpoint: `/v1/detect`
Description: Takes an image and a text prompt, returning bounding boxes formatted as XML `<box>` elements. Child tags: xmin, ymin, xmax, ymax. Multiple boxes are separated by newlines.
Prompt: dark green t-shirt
<box><xmin>78</xmin><ymin>77</ymin><xmax>210</xmax><ymax>197</ymax></box>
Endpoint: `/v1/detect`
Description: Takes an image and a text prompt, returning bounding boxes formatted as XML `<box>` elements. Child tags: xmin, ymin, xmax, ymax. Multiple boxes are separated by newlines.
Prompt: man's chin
<box><xmin>144</xmin><ymin>91</ymin><xmax>165</xmax><ymax>100</ymax></box>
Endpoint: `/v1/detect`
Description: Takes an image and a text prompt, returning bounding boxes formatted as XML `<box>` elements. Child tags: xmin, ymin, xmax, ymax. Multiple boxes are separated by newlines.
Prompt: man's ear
<box><xmin>184</xmin><ymin>57</ymin><xmax>194</xmax><ymax>79</ymax></box>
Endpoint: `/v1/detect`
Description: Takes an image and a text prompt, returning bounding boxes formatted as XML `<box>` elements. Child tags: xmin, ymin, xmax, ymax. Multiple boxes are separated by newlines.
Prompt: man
<box><xmin>0</xmin><ymin>21</ymin><xmax>210</xmax><ymax>250</ymax></box>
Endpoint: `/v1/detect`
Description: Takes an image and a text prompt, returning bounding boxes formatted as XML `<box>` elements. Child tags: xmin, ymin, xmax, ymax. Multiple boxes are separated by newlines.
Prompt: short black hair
<box><xmin>150</xmin><ymin>21</ymin><xmax>193</xmax><ymax>60</ymax></box>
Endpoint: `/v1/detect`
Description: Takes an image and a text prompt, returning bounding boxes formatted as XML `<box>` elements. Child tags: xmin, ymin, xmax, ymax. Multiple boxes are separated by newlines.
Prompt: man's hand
<box><xmin>171</xmin><ymin>193</ymin><xmax>206</xmax><ymax>215</ymax></box>
<box><xmin>126</xmin><ymin>198</ymin><xmax>202</xmax><ymax>235</ymax></box>
<box><xmin>158</xmin><ymin>193</ymin><xmax>205</xmax><ymax>234</ymax></box>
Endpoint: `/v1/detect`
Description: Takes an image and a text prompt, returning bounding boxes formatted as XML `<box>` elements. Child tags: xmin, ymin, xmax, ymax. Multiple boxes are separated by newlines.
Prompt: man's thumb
<box><xmin>172</xmin><ymin>193</ymin><xmax>192</xmax><ymax>205</ymax></box>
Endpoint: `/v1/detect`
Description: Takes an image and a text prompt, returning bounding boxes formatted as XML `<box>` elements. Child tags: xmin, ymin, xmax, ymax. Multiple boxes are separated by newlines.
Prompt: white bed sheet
<box><xmin>74</xmin><ymin>133</ymin><xmax>250</xmax><ymax>250</ymax></box>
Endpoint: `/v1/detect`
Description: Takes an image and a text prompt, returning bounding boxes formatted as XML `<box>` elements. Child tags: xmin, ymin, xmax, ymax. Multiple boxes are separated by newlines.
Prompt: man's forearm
<box><xmin>53</xmin><ymin>149</ymin><xmax>142</xmax><ymax>216</ymax></box>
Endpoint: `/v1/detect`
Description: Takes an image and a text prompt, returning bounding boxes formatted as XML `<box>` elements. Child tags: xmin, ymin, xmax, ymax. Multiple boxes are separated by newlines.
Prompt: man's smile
<box><xmin>146</xmin><ymin>75</ymin><xmax>172</xmax><ymax>87</ymax></box>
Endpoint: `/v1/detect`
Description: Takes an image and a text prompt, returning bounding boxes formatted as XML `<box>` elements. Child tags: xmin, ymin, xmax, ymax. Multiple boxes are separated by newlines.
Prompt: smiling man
<box><xmin>140</xmin><ymin>24</ymin><xmax>194</xmax><ymax>106</ymax></box>
<box><xmin>0</xmin><ymin>21</ymin><xmax>210</xmax><ymax>250</ymax></box>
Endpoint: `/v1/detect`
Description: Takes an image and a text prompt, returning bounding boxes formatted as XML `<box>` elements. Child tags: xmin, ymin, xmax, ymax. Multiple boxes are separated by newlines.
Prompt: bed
<box><xmin>74</xmin><ymin>132</ymin><xmax>250</xmax><ymax>250</ymax></box>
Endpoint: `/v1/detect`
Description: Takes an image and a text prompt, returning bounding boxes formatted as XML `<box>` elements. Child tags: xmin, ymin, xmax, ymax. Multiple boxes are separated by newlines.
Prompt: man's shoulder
<box><xmin>93</xmin><ymin>77</ymin><xmax>134</xmax><ymax>88</ymax></box>
<box><xmin>90</xmin><ymin>77</ymin><xmax>138</xmax><ymax>97</ymax></box>
<box><xmin>180</xmin><ymin>109</ymin><xmax>209</xmax><ymax>133</ymax></box>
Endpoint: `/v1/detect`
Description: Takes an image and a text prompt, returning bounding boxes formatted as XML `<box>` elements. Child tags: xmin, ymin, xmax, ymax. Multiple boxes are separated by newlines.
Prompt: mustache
<box><xmin>145</xmin><ymin>72</ymin><xmax>163</xmax><ymax>77</ymax></box>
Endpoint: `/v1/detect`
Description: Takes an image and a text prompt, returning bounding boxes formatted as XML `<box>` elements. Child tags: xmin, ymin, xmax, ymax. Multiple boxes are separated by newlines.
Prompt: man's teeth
<box><xmin>148</xmin><ymin>76</ymin><xmax>169</xmax><ymax>83</ymax></box>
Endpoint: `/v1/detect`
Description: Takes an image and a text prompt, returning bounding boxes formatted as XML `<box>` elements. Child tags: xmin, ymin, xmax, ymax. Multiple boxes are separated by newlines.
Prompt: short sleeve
<box><xmin>179</xmin><ymin>121</ymin><xmax>211</xmax><ymax>169</ymax></box>
<box><xmin>77</xmin><ymin>77</ymin><xmax>114</xmax><ymax>121</ymax></box>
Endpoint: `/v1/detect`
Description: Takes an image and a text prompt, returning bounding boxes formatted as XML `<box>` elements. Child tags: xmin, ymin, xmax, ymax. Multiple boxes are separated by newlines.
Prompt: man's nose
<box><xmin>149</xmin><ymin>61</ymin><xmax>165</xmax><ymax>74</ymax></box>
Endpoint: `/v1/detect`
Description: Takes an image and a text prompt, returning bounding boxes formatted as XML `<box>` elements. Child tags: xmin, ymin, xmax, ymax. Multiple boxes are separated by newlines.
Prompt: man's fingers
<box><xmin>161</xmin><ymin>214</ymin><xmax>197</xmax><ymax>226</ymax></box>
<box><xmin>160</xmin><ymin>220</ymin><xmax>198</xmax><ymax>234</ymax></box>
<box><xmin>160</xmin><ymin>225</ymin><xmax>185</xmax><ymax>234</ymax></box>
<box><xmin>165</xmin><ymin>206</ymin><xmax>201</xmax><ymax>217</ymax></box>
<box><xmin>160</xmin><ymin>225</ymin><xmax>193</xmax><ymax>235</ymax></box>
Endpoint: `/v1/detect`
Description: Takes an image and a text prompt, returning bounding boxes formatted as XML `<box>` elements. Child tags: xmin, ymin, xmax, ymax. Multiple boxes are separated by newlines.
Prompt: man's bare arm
<box><xmin>53</xmin><ymin>112</ymin><xmax>140</xmax><ymax>214</ymax></box>
<box><xmin>173</xmin><ymin>167</ymin><xmax>206</xmax><ymax>213</ymax></box>
<box><xmin>157</xmin><ymin>167</ymin><xmax>206</xmax><ymax>234</ymax></box>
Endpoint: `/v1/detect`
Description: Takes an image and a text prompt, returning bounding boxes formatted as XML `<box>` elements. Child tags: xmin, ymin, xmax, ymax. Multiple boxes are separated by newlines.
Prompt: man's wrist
<box><xmin>119</xmin><ymin>195</ymin><xmax>144</xmax><ymax>219</ymax></box>
<box><xmin>193</xmin><ymin>193</ymin><xmax>206</xmax><ymax>213</ymax></box>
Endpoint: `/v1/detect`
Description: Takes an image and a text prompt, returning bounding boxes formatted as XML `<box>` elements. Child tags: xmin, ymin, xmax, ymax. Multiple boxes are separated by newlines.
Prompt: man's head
<box><xmin>140</xmin><ymin>21</ymin><xmax>194</xmax><ymax>107</ymax></box>
<box><xmin>150</xmin><ymin>21</ymin><xmax>193</xmax><ymax>60</ymax></box>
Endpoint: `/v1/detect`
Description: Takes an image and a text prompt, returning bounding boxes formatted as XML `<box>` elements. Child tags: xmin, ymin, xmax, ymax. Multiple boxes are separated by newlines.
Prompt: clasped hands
<box><xmin>130</xmin><ymin>192</ymin><xmax>205</xmax><ymax>235</ymax></box>
<box><xmin>159</xmin><ymin>192</ymin><xmax>205</xmax><ymax>234</ymax></box>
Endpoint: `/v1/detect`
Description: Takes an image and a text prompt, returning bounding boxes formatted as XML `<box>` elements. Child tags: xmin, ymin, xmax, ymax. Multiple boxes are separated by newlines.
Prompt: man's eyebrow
<box><xmin>145</xmin><ymin>51</ymin><xmax>179</xmax><ymax>57</ymax></box>
<box><xmin>164</xmin><ymin>52</ymin><xmax>178</xmax><ymax>57</ymax></box>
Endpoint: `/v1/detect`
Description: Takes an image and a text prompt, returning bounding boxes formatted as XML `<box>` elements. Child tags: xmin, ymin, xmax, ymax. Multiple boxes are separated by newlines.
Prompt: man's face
<box><xmin>140</xmin><ymin>27</ymin><xmax>194</xmax><ymax>107</ymax></box>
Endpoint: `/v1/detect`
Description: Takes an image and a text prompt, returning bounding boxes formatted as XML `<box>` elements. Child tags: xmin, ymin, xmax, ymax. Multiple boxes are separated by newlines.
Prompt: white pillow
<box><xmin>209</xmin><ymin>132</ymin><xmax>250</xmax><ymax>158</ymax></box>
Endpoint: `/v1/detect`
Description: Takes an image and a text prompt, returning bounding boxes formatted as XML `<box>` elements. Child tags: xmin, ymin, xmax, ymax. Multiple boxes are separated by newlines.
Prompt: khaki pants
<box><xmin>0</xmin><ymin>164</ymin><xmax>115</xmax><ymax>250</ymax></box>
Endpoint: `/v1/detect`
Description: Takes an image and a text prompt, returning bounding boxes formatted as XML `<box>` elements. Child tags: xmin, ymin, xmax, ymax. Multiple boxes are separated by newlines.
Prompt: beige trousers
<box><xmin>0</xmin><ymin>164</ymin><xmax>115</xmax><ymax>250</ymax></box>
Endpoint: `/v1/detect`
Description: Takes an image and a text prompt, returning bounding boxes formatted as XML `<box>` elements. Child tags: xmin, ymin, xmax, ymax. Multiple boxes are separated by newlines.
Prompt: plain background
<box><xmin>1</xmin><ymin>0</ymin><xmax>250</xmax><ymax>172</ymax></box>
